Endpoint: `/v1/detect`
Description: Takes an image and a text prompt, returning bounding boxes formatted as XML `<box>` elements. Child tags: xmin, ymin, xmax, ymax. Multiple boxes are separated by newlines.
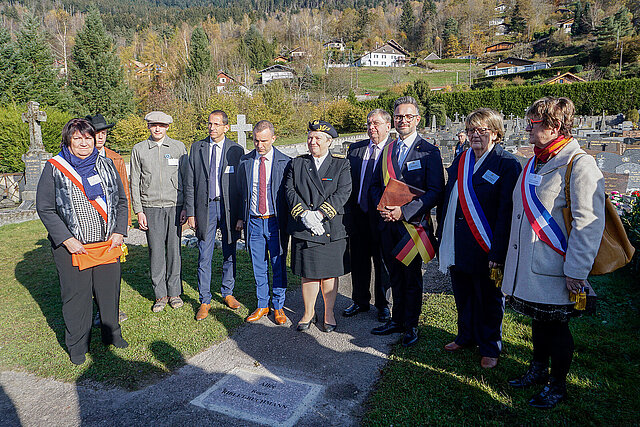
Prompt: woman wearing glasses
<box><xmin>437</xmin><ymin>108</ymin><xmax>522</xmax><ymax>369</ymax></box>
<box><xmin>502</xmin><ymin>97</ymin><xmax>604</xmax><ymax>408</ymax></box>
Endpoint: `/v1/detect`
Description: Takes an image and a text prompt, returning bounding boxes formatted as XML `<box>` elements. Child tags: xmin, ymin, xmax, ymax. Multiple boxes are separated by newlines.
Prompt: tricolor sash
<box><xmin>49</xmin><ymin>155</ymin><xmax>108</xmax><ymax>222</ymax></box>
<box><xmin>521</xmin><ymin>157</ymin><xmax>567</xmax><ymax>256</ymax></box>
<box><xmin>381</xmin><ymin>140</ymin><xmax>435</xmax><ymax>266</ymax></box>
<box><xmin>457</xmin><ymin>148</ymin><xmax>492</xmax><ymax>253</ymax></box>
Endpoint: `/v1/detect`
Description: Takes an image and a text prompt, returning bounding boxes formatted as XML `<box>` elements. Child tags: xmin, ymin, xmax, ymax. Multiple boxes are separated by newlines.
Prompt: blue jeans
<box><xmin>197</xmin><ymin>201</ymin><xmax>236</xmax><ymax>304</ymax></box>
<box><xmin>248</xmin><ymin>216</ymin><xmax>287</xmax><ymax>309</ymax></box>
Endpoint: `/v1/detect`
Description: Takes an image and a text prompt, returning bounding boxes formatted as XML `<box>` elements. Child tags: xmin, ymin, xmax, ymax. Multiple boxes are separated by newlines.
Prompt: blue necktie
<box><xmin>398</xmin><ymin>142</ymin><xmax>409</xmax><ymax>167</ymax></box>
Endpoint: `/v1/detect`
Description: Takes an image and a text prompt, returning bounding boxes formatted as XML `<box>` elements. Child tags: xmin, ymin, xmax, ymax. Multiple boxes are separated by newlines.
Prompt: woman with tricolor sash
<box><xmin>36</xmin><ymin>118</ymin><xmax>129</xmax><ymax>365</ymax></box>
<box><xmin>437</xmin><ymin>108</ymin><xmax>522</xmax><ymax>369</ymax></box>
<box><xmin>502</xmin><ymin>97</ymin><xmax>605</xmax><ymax>409</ymax></box>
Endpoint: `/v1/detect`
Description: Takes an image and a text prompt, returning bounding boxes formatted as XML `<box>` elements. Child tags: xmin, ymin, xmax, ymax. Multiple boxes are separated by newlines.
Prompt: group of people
<box><xmin>36</xmin><ymin>94</ymin><xmax>604</xmax><ymax>409</ymax></box>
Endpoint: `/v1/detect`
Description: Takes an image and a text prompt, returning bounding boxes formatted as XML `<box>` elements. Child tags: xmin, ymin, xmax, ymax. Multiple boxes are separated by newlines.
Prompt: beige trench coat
<box><xmin>502</xmin><ymin>139</ymin><xmax>605</xmax><ymax>305</ymax></box>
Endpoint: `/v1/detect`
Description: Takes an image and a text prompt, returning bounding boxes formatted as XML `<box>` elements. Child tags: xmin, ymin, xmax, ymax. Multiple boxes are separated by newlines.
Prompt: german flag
<box><xmin>392</xmin><ymin>222</ymin><xmax>436</xmax><ymax>266</ymax></box>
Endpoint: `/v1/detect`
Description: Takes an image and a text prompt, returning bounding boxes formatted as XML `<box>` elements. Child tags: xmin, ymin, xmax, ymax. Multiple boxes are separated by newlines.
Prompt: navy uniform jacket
<box><xmin>285</xmin><ymin>154</ymin><xmax>351</xmax><ymax>244</ymax></box>
<box><xmin>436</xmin><ymin>144</ymin><xmax>522</xmax><ymax>274</ymax></box>
<box><xmin>184</xmin><ymin>136</ymin><xmax>243</xmax><ymax>243</ymax></box>
<box><xmin>370</xmin><ymin>135</ymin><xmax>445</xmax><ymax>242</ymax></box>
<box><xmin>237</xmin><ymin>147</ymin><xmax>291</xmax><ymax>255</ymax></box>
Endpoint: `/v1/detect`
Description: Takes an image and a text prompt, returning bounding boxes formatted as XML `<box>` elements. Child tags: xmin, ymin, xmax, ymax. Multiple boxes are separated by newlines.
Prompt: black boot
<box><xmin>528</xmin><ymin>377</ymin><xmax>567</xmax><ymax>409</ymax></box>
<box><xmin>508</xmin><ymin>361</ymin><xmax>549</xmax><ymax>388</ymax></box>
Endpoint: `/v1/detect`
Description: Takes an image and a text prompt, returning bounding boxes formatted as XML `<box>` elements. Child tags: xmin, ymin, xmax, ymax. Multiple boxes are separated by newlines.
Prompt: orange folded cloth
<box><xmin>72</xmin><ymin>240</ymin><xmax>123</xmax><ymax>271</ymax></box>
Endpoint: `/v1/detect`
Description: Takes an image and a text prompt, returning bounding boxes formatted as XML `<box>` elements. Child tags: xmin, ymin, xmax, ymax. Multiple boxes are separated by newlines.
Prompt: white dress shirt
<box><xmin>357</xmin><ymin>136</ymin><xmax>388</xmax><ymax>205</ymax></box>
<box><xmin>250</xmin><ymin>148</ymin><xmax>275</xmax><ymax>216</ymax></box>
<box><xmin>209</xmin><ymin>137</ymin><xmax>224</xmax><ymax>198</ymax></box>
<box><xmin>313</xmin><ymin>151</ymin><xmax>329</xmax><ymax>170</ymax></box>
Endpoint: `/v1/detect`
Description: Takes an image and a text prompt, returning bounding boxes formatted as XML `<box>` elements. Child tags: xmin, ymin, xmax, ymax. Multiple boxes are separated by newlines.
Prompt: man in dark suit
<box><xmin>236</xmin><ymin>120</ymin><xmax>291</xmax><ymax>325</ymax></box>
<box><xmin>184</xmin><ymin>110</ymin><xmax>244</xmax><ymax>321</ymax></box>
<box><xmin>370</xmin><ymin>96</ymin><xmax>445</xmax><ymax>347</ymax></box>
<box><xmin>344</xmin><ymin>108</ymin><xmax>392</xmax><ymax>322</ymax></box>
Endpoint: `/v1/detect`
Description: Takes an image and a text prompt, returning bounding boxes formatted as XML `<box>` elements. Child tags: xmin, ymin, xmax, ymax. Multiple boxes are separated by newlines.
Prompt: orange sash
<box><xmin>71</xmin><ymin>241</ymin><xmax>123</xmax><ymax>270</ymax></box>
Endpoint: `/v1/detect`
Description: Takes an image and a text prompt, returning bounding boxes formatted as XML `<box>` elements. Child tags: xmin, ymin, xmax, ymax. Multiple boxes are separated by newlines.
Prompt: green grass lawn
<box><xmin>0</xmin><ymin>220</ymin><xmax>300</xmax><ymax>389</ymax></box>
<box><xmin>363</xmin><ymin>269</ymin><xmax>640</xmax><ymax>425</ymax></box>
<box><xmin>354</xmin><ymin>64</ymin><xmax>479</xmax><ymax>94</ymax></box>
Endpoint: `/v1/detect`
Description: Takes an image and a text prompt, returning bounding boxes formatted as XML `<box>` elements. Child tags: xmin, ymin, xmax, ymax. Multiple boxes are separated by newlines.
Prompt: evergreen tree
<box><xmin>571</xmin><ymin>0</ymin><xmax>583</xmax><ymax>36</ymax></box>
<box><xmin>11</xmin><ymin>14</ymin><xmax>66</xmax><ymax>107</ymax></box>
<box><xmin>238</xmin><ymin>25</ymin><xmax>275</xmax><ymax>70</ymax></box>
<box><xmin>399</xmin><ymin>1</ymin><xmax>415</xmax><ymax>40</ymax></box>
<box><xmin>355</xmin><ymin>6</ymin><xmax>371</xmax><ymax>41</ymax></box>
<box><xmin>510</xmin><ymin>1</ymin><xmax>527</xmax><ymax>35</ymax></box>
<box><xmin>443</xmin><ymin>18</ymin><xmax>458</xmax><ymax>39</ymax></box>
<box><xmin>186</xmin><ymin>27</ymin><xmax>212</xmax><ymax>79</ymax></box>
<box><xmin>0</xmin><ymin>28</ymin><xmax>16</xmax><ymax>104</ymax></box>
<box><xmin>69</xmin><ymin>9</ymin><xmax>134</xmax><ymax>121</ymax></box>
<box><xmin>595</xmin><ymin>7</ymin><xmax>633</xmax><ymax>43</ymax></box>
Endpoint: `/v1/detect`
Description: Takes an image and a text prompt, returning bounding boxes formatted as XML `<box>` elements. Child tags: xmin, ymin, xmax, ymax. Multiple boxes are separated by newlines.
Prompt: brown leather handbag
<box><xmin>563</xmin><ymin>154</ymin><xmax>635</xmax><ymax>275</ymax></box>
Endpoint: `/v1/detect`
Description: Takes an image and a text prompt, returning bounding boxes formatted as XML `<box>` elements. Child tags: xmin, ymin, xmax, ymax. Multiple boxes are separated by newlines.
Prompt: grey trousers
<box><xmin>143</xmin><ymin>206</ymin><xmax>182</xmax><ymax>299</ymax></box>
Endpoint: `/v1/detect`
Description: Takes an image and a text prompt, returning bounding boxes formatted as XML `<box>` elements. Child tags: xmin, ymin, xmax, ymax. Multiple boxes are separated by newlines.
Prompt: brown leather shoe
<box><xmin>246</xmin><ymin>308</ymin><xmax>269</xmax><ymax>322</ymax></box>
<box><xmin>444</xmin><ymin>341</ymin><xmax>465</xmax><ymax>352</ymax></box>
<box><xmin>196</xmin><ymin>303</ymin><xmax>211</xmax><ymax>321</ymax></box>
<box><xmin>274</xmin><ymin>309</ymin><xmax>288</xmax><ymax>325</ymax></box>
<box><xmin>481</xmin><ymin>356</ymin><xmax>498</xmax><ymax>369</ymax></box>
<box><xmin>224</xmin><ymin>295</ymin><xmax>241</xmax><ymax>310</ymax></box>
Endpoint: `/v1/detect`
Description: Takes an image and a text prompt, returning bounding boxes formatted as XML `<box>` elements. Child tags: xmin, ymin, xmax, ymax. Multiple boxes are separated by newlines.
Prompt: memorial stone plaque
<box><xmin>191</xmin><ymin>368</ymin><xmax>323</xmax><ymax>427</ymax></box>
<box><xmin>20</xmin><ymin>101</ymin><xmax>51</xmax><ymax>209</ymax></box>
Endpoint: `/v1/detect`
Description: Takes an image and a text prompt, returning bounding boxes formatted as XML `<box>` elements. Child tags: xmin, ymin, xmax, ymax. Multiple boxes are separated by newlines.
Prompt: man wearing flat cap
<box><xmin>86</xmin><ymin>113</ymin><xmax>131</xmax><ymax>324</ymax></box>
<box><xmin>130</xmin><ymin>111</ymin><xmax>188</xmax><ymax>313</ymax></box>
<box><xmin>284</xmin><ymin>120</ymin><xmax>352</xmax><ymax>332</ymax></box>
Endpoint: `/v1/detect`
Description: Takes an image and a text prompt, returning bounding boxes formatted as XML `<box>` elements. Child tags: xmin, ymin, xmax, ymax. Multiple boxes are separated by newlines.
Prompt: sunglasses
<box><xmin>527</xmin><ymin>118</ymin><xmax>544</xmax><ymax>127</ymax></box>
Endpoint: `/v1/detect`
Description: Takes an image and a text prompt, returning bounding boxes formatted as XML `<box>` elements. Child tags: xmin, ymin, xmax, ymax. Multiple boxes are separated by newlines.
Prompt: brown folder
<box><xmin>377</xmin><ymin>178</ymin><xmax>425</xmax><ymax>211</ymax></box>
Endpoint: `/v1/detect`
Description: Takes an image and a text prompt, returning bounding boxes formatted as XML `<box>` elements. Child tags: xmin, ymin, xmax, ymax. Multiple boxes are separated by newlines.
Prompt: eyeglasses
<box><xmin>527</xmin><ymin>118</ymin><xmax>543</xmax><ymax>127</ymax></box>
<box><xmin>466</xmin><ymin>127</ymin><xmax>491</xmax><ymax>135</ymax></box>
<box><xmin>394</xmin><ymin>114</ymin><xmax>419</xmax><ymax>122</ymax></box>
<box><xmin>367</xmin><ymin>121</ymin><xmax>386</xmax><ymax>127</ymax></box>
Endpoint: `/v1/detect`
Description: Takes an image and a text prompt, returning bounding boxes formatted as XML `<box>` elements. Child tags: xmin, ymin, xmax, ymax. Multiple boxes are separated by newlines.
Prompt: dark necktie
<box><xmin>359</xmin><ymin>145</ymin><xmax>376</xmax><ymax>212</ymax></box>
<box><xmin>258</xmin><ymin>156</ymin><xmax>267</xmax><ymax>215</ymax></box>
<box><xmin>209</xmin><ymin>143</ymin><xmax>217</xmax><ymax>199</ymax></box>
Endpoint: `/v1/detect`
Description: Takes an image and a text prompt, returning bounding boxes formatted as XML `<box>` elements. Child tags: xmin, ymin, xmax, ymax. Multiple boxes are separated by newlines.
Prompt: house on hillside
<box><xmin>289</xmin><ymin>47</ymin><xmax>306</xmax><ymax>59</ymax></box>
<box><xmin>484</xmin><ymin>41</ymin><xmax>515</xmax><ymax>53</ymax></box>
<box><xmin>324</xmin><ymin>40</ymin><xmax>345</xmax><ymax>51</ymax></box>
<box><xmin>215</xmin><ymin>70</ymin><xmax>252</xmax><ymax>96</ymax></box>
<box><xmin>483</xmin><ymin>57</ymin><xmax>550</xmax><ymax>76</ymax></box>
<box><xmin>540</xmin><ymin>72</ymin><xmax>586</xmax><ymax>85</ymax></box>
<box><xmin>354</xmin><ymin>40</ymin><xmax>410</xmax><ymax>67</ymax></box>
<box><xmin>424</xmin><ymin>52</ymin><xmax>441</xmax><ymax>61</ymax></box>
<box><xmin>495</xmin><ymin>3</ymin><xmax>507</xmax><ymax>13</ymax></box>
<box><xmin>557</xmin><ymin>18</ymin><xmax>574</xmax><ymax>34</ymax></box>
<box><xmin>489</xmin><ymin>17</ymin><xmax>505</xmax><ymax>26</ymax></box>
<box><xmin>258</xmin><ymin>65</ymin><xmax>296</xmax><ymax>84</ymax></box>
<box><xmin>273</xmin><ymin>55</ymin><xmax>288</xmax><ymax>63</ymax></box>
<box><xmin>126</xmin><ymin>60</ymin><xmax>165</xmax><ymax>80</ymax></box>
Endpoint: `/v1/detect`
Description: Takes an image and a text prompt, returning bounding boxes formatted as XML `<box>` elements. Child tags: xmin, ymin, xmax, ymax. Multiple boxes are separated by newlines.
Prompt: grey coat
<box><xmin>502</xmin><ymin>139</ymin><xmax>605</xmax><ymax>305</ymax></box>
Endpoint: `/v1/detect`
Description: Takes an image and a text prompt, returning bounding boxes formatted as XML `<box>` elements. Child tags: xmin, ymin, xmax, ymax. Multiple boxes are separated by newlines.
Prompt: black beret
<box><xmin>85</xmin><ymin>114</ymin><xmax>114</xmax><ymax>131</ymax></box>
<box><xmin>308</xmin><ymin>120</ymin><xmax>338</xmax><ymax>138</ymax></box>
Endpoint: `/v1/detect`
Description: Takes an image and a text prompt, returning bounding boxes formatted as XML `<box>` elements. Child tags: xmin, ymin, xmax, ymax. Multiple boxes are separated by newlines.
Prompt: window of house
<box><xmin>220</xmin><ymin>77</ymin><xmax>226</xmax><ymax>83</ymax></box>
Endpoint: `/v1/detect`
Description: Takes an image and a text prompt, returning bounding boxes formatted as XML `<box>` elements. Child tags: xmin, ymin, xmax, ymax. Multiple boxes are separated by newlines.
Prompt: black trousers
<box><xmin>381</xmin><ymin>222</ymin><xmax>423</xmax><ymax>329</ymax></box>
<box><xmin>532</xmin><ymin>319</ymin><xmax>574</xmax><ymax>381</ymax></box>
<box><xmin>450</xmin><ymin>266</ymin><xmax>504</xmax><ymax>357</ymax></box>
<box><xmin>349</xmin><ymin>207</ymin><xmax>390</xmax><ymax>309</ymax></box>
<box><xmin>52</xmin><ymin>244</ymin><xmax>124</xmax><ymax>357</ymax></box>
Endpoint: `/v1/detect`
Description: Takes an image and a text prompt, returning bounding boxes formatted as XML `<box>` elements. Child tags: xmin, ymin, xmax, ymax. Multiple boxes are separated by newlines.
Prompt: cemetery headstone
<box><xmin>431</xmin><ymin>115</ymin><xmax>437</xmax><ymax>132</ymax></box>
<box><xmin>20</xmin><ymin>101</ymin><xmax>51</xmax><ymax>210</ymax></box>
<box><xmin>230</xmin><ymin>114</ymin><xmax>253</xmax><ymax>151</ymax></box>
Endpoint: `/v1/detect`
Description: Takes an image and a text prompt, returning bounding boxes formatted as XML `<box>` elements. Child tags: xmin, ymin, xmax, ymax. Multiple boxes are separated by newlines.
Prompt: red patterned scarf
<box><xmin>534</xmin><ymin>135</ymin><xmax>572</xmax><ymax>162</ymax></box>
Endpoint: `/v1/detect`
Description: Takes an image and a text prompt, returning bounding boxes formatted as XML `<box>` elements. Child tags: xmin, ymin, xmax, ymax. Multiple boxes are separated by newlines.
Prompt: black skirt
<box><xmin>507</xmin><ymin>296</ymin><xmax>575</xmax><ymax>322</ymax></box>
<box><xmin>291</xmin><ymin>237</ymin><xmax>350</xmax><ymax>279</ymax></box>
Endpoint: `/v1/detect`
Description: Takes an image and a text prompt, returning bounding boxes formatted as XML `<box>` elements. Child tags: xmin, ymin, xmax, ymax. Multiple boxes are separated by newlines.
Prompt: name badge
<box><xmin>87</xmin><ymin>174</ymin><xmax>101</xmax><ymax>186</ymax></box>
<box><xmin>225</xmin><ymin>165</ymin><xmax>234</xmax><ymax>174</ymax></box>
<box><xmin>482</xmin><ymin>170</ymin><xmax>499</xmax><ymax>184</ymax></box>
<box><xmin>529</xmin><ymin>174</ymin><xmax>543</xmax><ymax>187</ymax></box>
<box><xmin>167</xmin><ymin>158</ymin><xmax>179</xmax><ymax>166</ymax></box>
<box><xmin>406</xmin><ymin>160</ymin><xmax>421</xmax><ymax>171</ymax></box>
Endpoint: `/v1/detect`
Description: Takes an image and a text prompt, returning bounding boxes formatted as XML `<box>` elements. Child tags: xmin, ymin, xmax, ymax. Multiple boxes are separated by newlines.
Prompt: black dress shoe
<box><xmin>111</xmin><ymin>339</ymin><xmax>129</xmax><ymax>349</ymax></box>
<box><xmin>70</xmin><ymin>353</ymin><xmax>86</xmax><ymax>365</ymax></box>
<box><xmin>509</xmin><ymin>361</ymin><xmax>549</xmax><ymax>388</ymax></box>
<box><xmin>343</xmin><ymin>303</ymin><xmax>369</xmax><ymax>317</ymax></box>
<box><xmin>371</xmin><ymin>320</ymin><xmax>403</xmax><ymax>335</ymax></box>
<box><xmin>323</xmin><ymin>323</ymin><xmax>336</xmax><ymax>333</ymax></box>
<box><xmin>377</xmin><ymin>307</ymin><xmax>391</xmax><ymax>322</ymax></box>
<box><xmin>528</xmin><ymin>378</ymin><xmax>567</xmax><ymax>409</ymax></box>
<box><xmin>402</xmin><ymin>327</ymin><xmax>419</xmax><ymax>347</ymax></box>
<box><xmin>297</xmin><ymin>314</ymin><xmax>317</xmax><ymax>331</ymax></box>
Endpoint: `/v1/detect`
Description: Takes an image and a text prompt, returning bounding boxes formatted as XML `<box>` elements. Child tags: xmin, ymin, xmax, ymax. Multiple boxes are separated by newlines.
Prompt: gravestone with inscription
<box><xmin>230</xmin><ymin>114</ymin><xmax>253</xmax><ymax>151</ymax></box>
<box><xmin>20</xmin><ymin>101</ymin><xmax>51</xmax><ymax>210</ymax></box>
<box><xmin>191</xmin><ymin>367</ymin><xmax>322</xmax><ymax>427</ymax></box>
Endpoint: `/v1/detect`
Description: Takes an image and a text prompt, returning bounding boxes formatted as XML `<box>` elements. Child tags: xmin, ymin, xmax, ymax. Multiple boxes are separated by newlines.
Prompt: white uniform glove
<box><xmin>309</xmin><ymin>210</ymin><xmax>324</xmax><ymax>223</ymax></box>
<box><xmin>301</xmin><ymin>210</ymin><xmax>315</xmax><ymax>229</ymax></box>
<box><xmin>311</xmin><ymin>222</ymin><xmax>325</xmax><ymax>235</ymax></box>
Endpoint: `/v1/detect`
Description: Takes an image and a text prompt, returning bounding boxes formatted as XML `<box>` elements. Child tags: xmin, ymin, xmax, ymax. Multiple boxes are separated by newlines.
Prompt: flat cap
<box><xmin>85</xmin><ymin>114</ymin><xmax>114</xmax><ymax>131</ymax></box>
<box><xmin>144</xmin><ymin>111</ymin><xmax>173</xmax><ymax>124</ymax></box>
<box><xmin>308</xmin><ymin>120</ymin><xmax>338</xmax><ymax>138</ymax></box>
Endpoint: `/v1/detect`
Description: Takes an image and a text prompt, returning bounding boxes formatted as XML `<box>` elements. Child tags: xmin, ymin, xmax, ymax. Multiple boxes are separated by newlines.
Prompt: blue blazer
<box><xmin>436</xmin><ymin>144</ymin><xmax>522</xmax><ymax>274</ymax></box>
<box><xmin>370</xmin><ymin>135</ymin><xmax>445</xmax><ymax>241</ymax></box>
<box><xmin>184</xmin><ymin>136</ymin><xmax>243</xmax><ymax>243</ymax></box>
<box><xmin>237</xmin><ymin>147</ymin><xmax>291</xmax><ymax>254</ymax></box>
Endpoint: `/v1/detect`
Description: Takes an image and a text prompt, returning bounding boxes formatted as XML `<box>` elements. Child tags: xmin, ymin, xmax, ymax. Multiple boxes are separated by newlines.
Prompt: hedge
<box><xmin>418</xmin><ymin>78</ymin><xmax>640</xmax><ymax>117</ymax></box>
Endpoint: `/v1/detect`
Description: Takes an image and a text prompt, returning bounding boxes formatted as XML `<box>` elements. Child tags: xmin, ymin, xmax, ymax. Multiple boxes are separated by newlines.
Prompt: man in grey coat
<box><xmin>130</xmin><ymin>111</ymin><xmax>187</xmax><ymax>313</ymax></box>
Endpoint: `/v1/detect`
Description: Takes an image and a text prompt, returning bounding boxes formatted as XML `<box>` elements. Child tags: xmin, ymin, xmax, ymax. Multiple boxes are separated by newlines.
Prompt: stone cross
<box><xmin>22</xmin><ymin>101</ymin><xmax>47</xmax><ymax>152</ymax></box>
<box><xmin>509</xmin><ymin>113</ymin><xmax>514</xmax><ymax>122</ymax></box>
<box><xmin>431</xmin><ymin>115</ymin><xmax>437</xmax><ymax>132</ymax></box>
<box><xmin>20</xmin><ymin>101</ymin><xmax>51</xmax><ymax>210</ymax></box>
<box><xmin>230</xmin><ymin>114</ymin><xmax>253</xmax><ymax>150</ymax></box>
<box><xmin>454</xmin><ymin>112</ymin><xmax>459</xmax><ymax>123</ymax></box>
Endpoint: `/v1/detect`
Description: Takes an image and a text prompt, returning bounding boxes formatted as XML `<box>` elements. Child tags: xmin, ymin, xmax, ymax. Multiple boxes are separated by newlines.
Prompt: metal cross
<box><xmin>21</xmin><ymin>101</ymin><xmax>47</xmax><ymax>152</ymax></box>
<box><xmin>230</xmin><ymin>114</ymin><xmax>253</xmax><ymax>150</ymax></box>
